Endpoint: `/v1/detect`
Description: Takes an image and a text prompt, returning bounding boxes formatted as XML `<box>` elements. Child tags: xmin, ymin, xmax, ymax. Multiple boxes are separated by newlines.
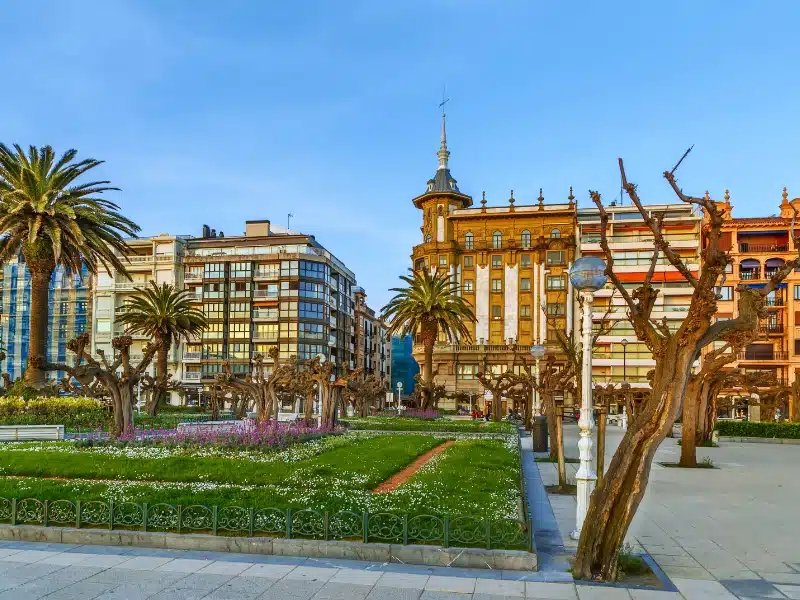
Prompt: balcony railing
<box><xmin>737</xmin><ymin>351</ymin><xmax>789</xmax><ymax>361</ymax></box>
<box><xmin>253</xmin><ymin>290</ymin><xmax>278</xmax><ymax>299</ymax></box>
<box><xmin>739</xmin><ymin>244</ymin><xmax>789</xmax><ymax>253</ymax></box>
<box><xmin>759</xmin><ymin>324</ymin><xmax>784</xmax><ymax>334</ymax></box>
<box><xmin>184</xmin><ymin>372</ymin><xmax>202</xmax><ymax>381</ymax></box>
<box><xmin>765</xmin><ymin>297</ymin><xmax>785</xmax><ymax>307</ymax></box>
<box><xmin>252</xmin><ymin>311</ymin><xmax>278</xmax><ymax>321</ymax></box>
<box><xmin>739</xmin><ymin>270</ymin><xmax>760</xmax><ymax>280</ymax></box>
<box><xmin>183</xmin><ymin>352</ymin><xmax>201</xmax><ymax>361</ymax></box>
<box><xmin>184</xmin><ymin>273</ymin><xmax>202</xmax><ymax>282</ymax></box>
<box><xmin>764</xmin><ymin>269</ymin><xmax>780</xmax><ymax>279</ymax></box>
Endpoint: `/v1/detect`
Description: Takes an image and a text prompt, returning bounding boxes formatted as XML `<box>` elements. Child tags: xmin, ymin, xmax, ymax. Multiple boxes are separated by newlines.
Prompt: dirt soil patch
<box><xmin>372</xmin><ymin>440</ymin><xmax>455</xmax><ymax>493</ymax></box>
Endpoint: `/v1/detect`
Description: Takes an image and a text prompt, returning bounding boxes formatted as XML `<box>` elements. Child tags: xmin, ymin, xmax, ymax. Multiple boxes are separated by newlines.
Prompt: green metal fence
<box><xmin>0</xmin><ymin>497</ymin><xmax>531</xmax><ymax>552</ymax></box>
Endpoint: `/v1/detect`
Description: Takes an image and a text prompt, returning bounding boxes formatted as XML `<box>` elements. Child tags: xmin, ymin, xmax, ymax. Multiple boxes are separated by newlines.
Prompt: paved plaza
<box><xmin>0</xmin><ymin>427</ymin><xmax>798</xmax><ymax>599</ymax></box>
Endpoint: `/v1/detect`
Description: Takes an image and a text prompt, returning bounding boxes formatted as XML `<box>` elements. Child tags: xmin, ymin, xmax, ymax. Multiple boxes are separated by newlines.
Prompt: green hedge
<box><xmin>0</xmin><ymin>397</ymin><xmax>109</xmax><ymax>430</ymax></box>
<box><xmin>341</xmin><ymin>417</ymin><xmax>516</xmax><ymax>434</ymax></box>
<box><xmin>715</xmin><ymin>420</ymin><xmax>800</xmax><ymax>439</ymax></box>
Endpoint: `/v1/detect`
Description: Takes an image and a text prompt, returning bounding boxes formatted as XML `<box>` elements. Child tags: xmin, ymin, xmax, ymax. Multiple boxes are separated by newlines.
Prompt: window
<box><xmin>492</xmin><ymin>305</ymin><xmax>502</xmax><ymax>320</ymax></box>
<box><xmin>415</xmin><ymin>259</ymin><xmax>426</xmax><ymax>271</ymax></box>
<box><xmin>491</xmin><ymin>255</ymin><xmax>502</xmax><ymax>269</ymax></box>
<box><xmin>204</xmin><ymin>263</ymin><xmax>225</xmax><ymax>278</ymax></box>
<box><xmin>299</xmin><ymin>281</ymin><xmax>325</xmax><ymax>299</ymax></box>
<box><xmin>439</xmin><ymin>256</ymin><xmax>447</xmax><ymax>266</ymax></box>
<box><xmin>546</xmin><ymin>303</ymin><xmax>565</xmax><ymax>316</ymax></box>
<box><xmin>425</xmin><ymin>234</ymin><xmax>432</xmax><ymax>243</ymax></box>
<box><xmin>255</xmin><ymin>263</ymin><xmax>279</xmax><ymax>278</ymax></box>
<box><xmin>254</xmin><ymin>343</ymin><xmax>277</xmax><ymax>356</ymax></box>
<box><xmin>489</xmin><ymin>364</ymin><xmax>506</xmax><ymax>375</ymax></box>
<box><xmin>492</xmin><ymin>279</ymin><xmax>502</xmax><ymax>292</ymax></box>
<box><xmin>521</xmin><ymin>278</ymin><xmax>530</xmax><ymax>291</ymax></box>
<box><xmin>299</xmin><ymin>322</ymin><xmax>325</xmax><ymax>340</ymax></box>
<box><xmin>203</xmin><ymin>282</ymin><xmax>225</xmax><ymax>299</ymax></box>
<box><xmin>96</xmin><ymin>320</ymin><xmax>111</xmax><ymax>333</ymax></box>
<box><xmin>202</xmin><ymin>343</ymin><xmax>223</xmax><ymax>359</ymax></box>
<box><xmin>300</xmin><ymin>260</ymin><xmax>329</xmax><ymax>280</ymax></box>
<box><xmin>550</xmin><ymin>228</ymin><xmax>561</xmax><ymax>239</ymax></box>
<box><xmin>299</xmin><ymin>301</ymin><xmax>325</xmax><ymax>320</ymax></box>
<box><xmin>229</xmin><ymin>302</ymin><xmax>250</xmax><ymax>318</ymax></box>
<box><xmin>718</xmin><ymin>286</ymin><xmax>733</xmax><ymax>301</ymax></box>
<box><xmin>204</xmin><ymin>322</ymin><xmax>224</xmax><ymax>339</ymax></box>
<box><xmin>227</xmin><ymin>343</ymin><xmax>250</xmax><ymax>359</ymax></box>
<box><xmin>794</xmin><ymin>285</ymin><xmax>800</xmax><ymax>301</ymax></box>
<box><xmin>279</xmin><ymin>342</ymin><xmax>298</xmax><ymax>360</ymax></box>
<box><xmin>280</xmin><ymin>260</ymin><xmax>299</xmax><ymax>277</ymax></box>
<box><xmin>546</xmin><ymin>250</ymin><xmax>566</xmax><ymax>265</ymax></box>
<box><xmin>520</xmin><ymin>305</ymin><xmax>531</xmax><ymax>318</ymax></box>
<box><xmin>299</xmin><ymin>344</ymin><xmax>326</xmax><ymax>361</ymax></box>
<box><xmin>230</xmin><ymin>281</ymin><xmax>250</xmax><ymax>298</ymax></box>
<box><xmin>280</xmin><ymin>301</ymin><xmax>298</xmax><ymax>318</ymax></box>
<box><xmin>256</xmin><ymin>323</ymin><xmax>279</xmax><ymax>339</ymax></box>
<box><xmin>464</xmin><ymin>232</ymin><xmax>474</xmax><ymax>250</ymax></box>
<box><xmin>280</xmin><ymin>321</ymin><xmax>298</xmax><ymax>338</ymax></box>
<box><xmin>254</xmin><ymin>306</ymin><xmax>278</xmax><ymax>320</ymax></box>
<box><xmin>546</xmin><ymin>275</ymin><xmax>565</xmax><ymax>290</ymax></box>
<box><xmin>463</xmin><ymin>280</ymin><xmax>474</xmax><ymax>293</ymax></box>
<box><xmin>521</xmin><ymin>254</ymin><xmax>531</xmax><ymax>268</ymax></box>
<box><xmin>186</xmin><ymin>266</ymin><xmax>203</xmax><ymax>279</ymax></box>
<box><xmin>457</xmin><ymin>364</ymin><xmax>478</xmax><ymax>380</ymax></box>
<box><xmin>492</xmin><ymin>231</ymin><xmax>503</xmax><ymax>249</ymax></box>
<box><xmin>521</xmin><ymin>230</ymin><xmax>531</xmax><ymax>249</ymax></box>
<box><xmin>230</xmin><ymin>262</ymin><xmax>251</xmax><ymax>278</ymax></box>
<box><xmin>463</xmin><ymin>256</ymin><xmax>473</xmax><ymax>268</ymax></box>
<box><xmin>202</xmin><ymin>363</ymin><xmax>222</xmax><ymax>377</ymax></box>
<box><xmin>228</xmin><ymin>322</ymin><xmax>249</xmax><ymax>339</ymax></box>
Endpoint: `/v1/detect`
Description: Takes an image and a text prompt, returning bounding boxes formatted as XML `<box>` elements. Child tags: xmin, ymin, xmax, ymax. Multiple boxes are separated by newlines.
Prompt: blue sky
<box><xmin>3</xmin><ymin>1</ymin><xmax>799</xmax><ymax>308</ymax></box>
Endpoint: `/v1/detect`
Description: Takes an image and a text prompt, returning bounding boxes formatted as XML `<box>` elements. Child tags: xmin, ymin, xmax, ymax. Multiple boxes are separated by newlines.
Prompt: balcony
<box><xmin>183</xmin><ymin>352</ymin><xmax>201</xmax><ymax>361</ymax></box>
<box><xmin>737</xmin><ymin>350</ymin><xmax>789</xmax><ymax>361</ymax></box>
<box><xmin>155</xmin><ymin>254</ymin><xmax>175</xmax><ymax>263</ymax></box>
<box><xmin>252</xmin><ymin>310</ymin><xmax>278</xmax><ymax>321</ymax></box>
<box><xmin>184</xmin><ymin>273</ymin><xmax>202</xmax><ymax>283</ymax></box>
<box><xmin>252</xmin><ymin>335</ymin><xmax>278</xmax><ymax>344</ymax></box>
<box><xmin>764</xmin><ymin>268</ymin><xmax>780</xmax><ymax>279</ymax></box>
<box><xmin>183</xmin><ymin>372</ymin><xmax>202</xmax><ymax>381</ymax></box>
<box><xmin>759</xmin><ymin>324</ymin><xmax>784</xmax><ymax>335</ymax></box>
<box><xmin>253</xmin><ymin>270</ymin><xmax>278</xmax><ymax>281</ymax></box>
<box><xmin>739</xmin><ymin>244</ymin><xmax>789</xmax><ymax>253</ymax></box>
<box><xmin>765</xmin><ymin>297</ymin><xmax>785</xmax><ymax>307</ymax></box>
<box><xmin>113</xmin><ymin>282</ymin><xmax>138</xmax><ymax>291</ymax></box>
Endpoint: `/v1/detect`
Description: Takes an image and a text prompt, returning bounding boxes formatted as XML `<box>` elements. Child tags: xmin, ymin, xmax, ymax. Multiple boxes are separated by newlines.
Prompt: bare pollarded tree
<box><xmin>574</xmin><ymin>153</ymin><xmax>800</xmax><ymax>581</ymax></box>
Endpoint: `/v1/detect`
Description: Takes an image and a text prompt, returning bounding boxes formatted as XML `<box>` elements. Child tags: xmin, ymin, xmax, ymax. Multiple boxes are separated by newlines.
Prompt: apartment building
<box><xmin>707</xmin><ymin>189</ymin><xmax>800</xmax><ymax>420</ymax></box>
<box><xmin>0</xmin><ymin>259</ymin><xmax>89</xmax><ymax>382</ymax></box>
<box><xmin>408</xmin><ymin>113</ymin><xmax>576</xmax><ymax>409</ymax></box>
<box><xmin>576</xmin><ymin>202</ymin><xmax>702</xmax><ymax>387</ymax></box>
<box><xmin>353</xmin><ymin>287</ymin><xmax>391</xmax><ymax>380</ymax></box>
<box><xmin>181</xmin><ymin>221</ymin><xmax>358</xmax><ymax>392</ymax></box>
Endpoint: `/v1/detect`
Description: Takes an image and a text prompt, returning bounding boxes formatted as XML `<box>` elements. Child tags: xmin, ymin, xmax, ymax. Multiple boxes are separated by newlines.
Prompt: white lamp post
<box><xmin>531</xmin><ymin>344</ymin><xmax>546</xmax><ymax>416</ymax></box>
<box><xmin>397</xmin><ymin>381</ymin><xmax>403</xmax><ymax>408</ymax></box>
<box><xmin>568</xmin><ymin>256</ymin><xmax>608</xmax><ymax>540</ymax></box>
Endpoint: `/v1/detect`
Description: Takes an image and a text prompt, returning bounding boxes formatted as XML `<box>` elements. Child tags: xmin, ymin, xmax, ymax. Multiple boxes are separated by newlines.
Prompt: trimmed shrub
<box><xmin>0</xmin><ymin>396</ymin><xmax>109</xmax><ymax>429</ymax></box>
<box><xmin>715</xmin><ymin>420</ymin><xmax>800</xmax><ymax>439</ymax></box>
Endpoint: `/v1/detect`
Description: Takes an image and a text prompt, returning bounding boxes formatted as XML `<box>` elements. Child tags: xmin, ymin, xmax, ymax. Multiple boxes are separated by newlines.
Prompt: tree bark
<box><xmin>23</xmin><ymin>256</ymin><xmax>55</xmax><ymax>387</ymax></box>
<box><xmin>680</xmin><ymin>375</ymin><xmax>700</xmax><ymax>467</ymax></box>
<box><xmin>555</xmin><ymin>406</ymin><xmax>567</xmax><ymax>488</ymax></box>
<box><xmin>574</xmin><ymin>337</ymin><xmax>690</xmax><ymax>581</ymax></box>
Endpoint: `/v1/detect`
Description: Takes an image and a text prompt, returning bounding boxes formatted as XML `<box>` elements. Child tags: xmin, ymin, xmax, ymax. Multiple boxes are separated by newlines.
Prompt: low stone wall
<box><xmin>0</xmin><ymin>524</ymin><xmax>537</xmax><ymax>571</ymax></box>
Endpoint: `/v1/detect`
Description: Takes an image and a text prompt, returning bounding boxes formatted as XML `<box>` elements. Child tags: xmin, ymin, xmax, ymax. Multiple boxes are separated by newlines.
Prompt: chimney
<box><xmin>245</xmin><ymin>220</ymin><xmax>271</xmax><ymax>237</ymax></box>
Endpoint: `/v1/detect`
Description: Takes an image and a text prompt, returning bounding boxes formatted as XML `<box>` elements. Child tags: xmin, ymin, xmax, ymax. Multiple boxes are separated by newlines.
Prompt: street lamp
<box><xmin>531</xmin><ymin>344</ymin><xmax>546</xmax><ymax>416</ymax></box>
<box><xmin>568</xmin><ymin>256</ymin><xmax>608</xmax><ymax>540</ymax></box>
<box><xmin>396</xmin><ymin>381</ymin><xmax>403</xmax><ymax>408</ymax></box>
<box><xmin>621</xmin><ymin>338</ymin><xmax>628</xmax><ymax>384</ymax></box>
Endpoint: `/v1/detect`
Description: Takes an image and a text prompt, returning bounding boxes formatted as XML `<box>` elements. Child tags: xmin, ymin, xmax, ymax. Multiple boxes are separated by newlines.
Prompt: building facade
<box><xmin>353</xmin><ymin>287</ymin><xmax>390</xmax><ymax>380</ymax></box>
<box><xmin>390</xmin><ymin>334</ymin><xmax>419</xmax><ymax>402</ymax></box>
<box><xmin>91</xmin><ymin>234</ymin><xmax>187</xmax><ymax>401</ymax></box>
<box><xmin>707</xmin><ymin>188</ymin><xmax>800</xmax><ymax>420</ymax></box>
<box><xmin>576</xmin><ymin>202</ymin><xmax>702</xmax><ymax>388</ymax></box>
<box><xmin>408</xmin><ymin>114</ymin><xmax>576</xmax><ymax>409</ymax></box>
<box><xmin>0</xmin><ymin>258</ymin><xmax>89</xmax><ymax>382</ymax></box>
<box><xmin>181</xmin><ymin>221</ymin><xmax>358</xmax><ymax>397</ymax></box>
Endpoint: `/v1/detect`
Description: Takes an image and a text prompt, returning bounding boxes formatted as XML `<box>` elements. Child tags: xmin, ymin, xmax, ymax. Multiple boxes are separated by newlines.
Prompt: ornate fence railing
<box><xmin>0</xmin><ymin>497</ymin><xmax>531</xmax><ymax>552</ymax></box>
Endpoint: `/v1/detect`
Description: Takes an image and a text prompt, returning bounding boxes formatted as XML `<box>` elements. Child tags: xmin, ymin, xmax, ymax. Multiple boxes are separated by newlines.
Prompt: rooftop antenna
<box><xmin>437</xmin><ymin>85</ymin><xmax>450</xmax><ymax>171</ymax></box>
<box><xmin>287</xmin><ymin>213</ymin><xmax>294</xmax><ymax>230</ymax></box>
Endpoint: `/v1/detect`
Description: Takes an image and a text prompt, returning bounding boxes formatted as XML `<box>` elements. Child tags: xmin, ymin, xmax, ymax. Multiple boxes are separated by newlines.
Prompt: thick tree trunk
<box><xmin>147</xmin><ymin>341</ymin><xmax>171</xmax><ymax>416</ymax></box>
<box><xmin>544</xmin><ymin>394</ymin><xmax>558</xmax><ymax>461</ymax></box>
<box><xmin>523</xmin><ymin>394</ymin><xmax>532</xmax><ymax>430</ymax></box>
<box><xmin>304</xmin><ymin>391</ymin><xmax>315</xmax><ymax>426</ymax></box>
<box><xmin>108</xmin><ymin>388</ymin><xmax>124</xmax><ymax>438</ymax></box>
<box><xmin>555</xmin><ymin>407</ymin><xmax>567</xmax><ymax>488</ymax></box>
<box><xmin>574</xmin><ymin>338</ymin><xmax>691</xmax><ymax>581</ymax></box>
<box><xmin>492</xmin><ymin>387</ymin><xmax>503</xmax><ymax>422</ymax></box>
<box><xmin>119</xmin><ymin>384</ymin><xmax>135</xmax><ymax>434</ymax></box>
<box><xmin>680</xmin><ymin>376</ymin><xmax>700</xmax><ymax>467</ymax></box>
<box><xmin>23</xmin><ymin>259</ymin><xmax>55</xmax><ymax>387</ymax></box>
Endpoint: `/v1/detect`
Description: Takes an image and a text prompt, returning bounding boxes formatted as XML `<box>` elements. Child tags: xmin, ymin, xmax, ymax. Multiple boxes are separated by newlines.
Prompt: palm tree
<box><xmin>382</xmin><ymin>268</ymin><xmax>475</xmax><ymax>408</ymax></box>
<box><xmin>116</xmin><ymin>282</ymin><xmax>207</xmax><ymax>414</ymax></box>
<box><xmin>0</xmin><ymin>144</ymin><xmax>140</xmax><ymax>386</ymax></box>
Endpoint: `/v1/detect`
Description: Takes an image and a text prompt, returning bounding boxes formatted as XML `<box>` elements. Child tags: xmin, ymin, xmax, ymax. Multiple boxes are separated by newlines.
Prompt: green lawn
<box><xmin>341</xmin><ymin>416</ymin><xmax>516</xmax><ymax>434</ymax></box>
<box><xmin>0</xmin><ymin>434</ymin><xmax>521</xmax><ymax>519</ymax></box>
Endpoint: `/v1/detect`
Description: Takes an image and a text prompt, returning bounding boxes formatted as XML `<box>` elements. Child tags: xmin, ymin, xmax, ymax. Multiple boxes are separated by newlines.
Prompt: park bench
<box><xmin>0</xmin><ymin>425</ymin><xmax>65</xmax><ymax>441</ymax></box>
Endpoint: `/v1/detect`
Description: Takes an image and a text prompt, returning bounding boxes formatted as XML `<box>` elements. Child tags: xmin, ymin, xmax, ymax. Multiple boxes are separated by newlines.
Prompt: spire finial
<box><xmin>509</xmin><ymin>190</ymin><xmax>515</xmax><ymax>206</ymax></box>
<box><xmin>704</xmin><ymin>190</ymin><xmax>710</xmax><ymax>201</ymax></box>
<box><xmin>725</xmin><ymin>189</ymin><xmax>731</xmax><ymax>204</ymax></box>
<box><xmin>481</xmin><ymin>191</ymin><xmax>487</xmax><ymax>210</ymax></box>
<box><xmin>538</xmin><ymin>188</ymin><xmax>544</xmax><ymax>206</ymax></box>
<box><xmin>437</xmin><ymin>88</ymin><xmax>450</xmax><ymax>171</ymax></box>
<box><xmin>783</xmin><ymin>186</ymin><xmax>789</xmax><ymax>203</ymax></box>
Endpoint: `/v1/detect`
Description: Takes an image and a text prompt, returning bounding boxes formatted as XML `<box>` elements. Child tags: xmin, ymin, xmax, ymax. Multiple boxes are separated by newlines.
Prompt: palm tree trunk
<box><xmin>23</xmin><ymin>255</ymin><xmax>55</xmax><ymax>387</ymax></box>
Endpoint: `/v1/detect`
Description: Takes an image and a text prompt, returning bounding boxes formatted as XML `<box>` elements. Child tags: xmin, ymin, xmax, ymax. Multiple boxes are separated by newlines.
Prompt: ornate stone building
<box><xmin>408</xmin><ymin>114</ymin><xmax>577</xmax><ymax>410</ymax></box>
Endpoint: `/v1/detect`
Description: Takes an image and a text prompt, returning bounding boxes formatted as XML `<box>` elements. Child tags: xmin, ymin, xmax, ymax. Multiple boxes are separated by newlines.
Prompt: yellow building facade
<box><xmin>408</xmin><ymin>115</ymin><xmax>576</xmax><ymax>409</ymax></box>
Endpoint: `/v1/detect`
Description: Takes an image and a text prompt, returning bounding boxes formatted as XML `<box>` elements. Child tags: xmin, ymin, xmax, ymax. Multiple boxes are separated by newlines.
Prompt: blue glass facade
<box><xmin>0</xmin><ymin>258</ymin><xmax>89</xmax><ymax>381</ymax></box>
<box><xmin>390</xmin><ymin>335</ymin><xmax>418</xmax><ymax>398</ymax></box>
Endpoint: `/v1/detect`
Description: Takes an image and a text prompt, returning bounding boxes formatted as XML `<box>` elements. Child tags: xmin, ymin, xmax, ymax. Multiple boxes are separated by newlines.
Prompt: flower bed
<box><xmin>715</xmin><ymin>420</ymin><xmax>800</xmax><ymax>439</ymax></box>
